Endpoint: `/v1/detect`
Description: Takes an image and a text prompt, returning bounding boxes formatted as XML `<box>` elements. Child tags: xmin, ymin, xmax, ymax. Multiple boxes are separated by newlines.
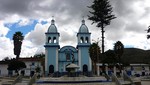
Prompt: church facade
<box><xmin>44</xmin><ymin>19</ymin><xmax>92</xmax><ymax>76</ymax></box>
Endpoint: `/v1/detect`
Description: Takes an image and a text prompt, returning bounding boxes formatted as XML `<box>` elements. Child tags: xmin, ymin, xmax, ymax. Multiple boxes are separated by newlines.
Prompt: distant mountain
<box><xmin>121</xmin><ymin>48</ymin><xmax>150</xmax><ymax>64</ymax></box>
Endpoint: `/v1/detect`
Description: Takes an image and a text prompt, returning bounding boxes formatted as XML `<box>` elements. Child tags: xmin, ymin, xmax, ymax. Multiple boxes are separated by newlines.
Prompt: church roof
<box><xmin>47</xmin><ymin>19</ymin><xmax>58</xmax><ymax>33</ymax></box>
<box><xmin>60</xmin><ymin>46</ymin><xmax>77</xmax><ymax>52</ymax></box>
<box><xmin>78</xmin><ymin>19</ymin><xmax>89</xmax><ymax>33</ymax></box>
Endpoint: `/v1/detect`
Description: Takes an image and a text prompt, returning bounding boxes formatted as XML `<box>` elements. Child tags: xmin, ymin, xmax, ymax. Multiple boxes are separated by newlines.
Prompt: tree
<box><xmin>89</xmin><ymin>43</ymin><xmax>101</xmax><ymax>74</ymax></box>
<box><xmin>7</xmin><ymin>60</ymin><xmax>26</xmax><ymax>75</ymax></box>
<box><xmin>114</xmin><ymin>41</ymin><xmax>124</xmax><ymax>74</ymax></box>
<box><xmin>88</xmin><ymin>0</ymin><xmax>116</xmax><ymax>54</ymax></box>
<box><xmin>33</xmin><ymin>53</ymin><xmax>45</xmax><ymax>74</ymax></box>
<box><xmin>103</xmin><ymin>50</ymin><xmax>117</xmax><ymax>66</ymax></box>
<box><xmin>102</xmin><ymin>50</ymin><xmax>116</xmax><ymax>80</ymax></box>
<box><xmin>35</xmin><ymin>65</ymin><xmax>41</xmax><ymax>78</ymax></box>
<box><xmin>13</xmin><ymin>31</ymin><xmax>24</xmax><ymax>59</ymax></box>
<box><xmin>34</xmin><ymin>53</ymin><xmax>45</xmax><ymax>58</ymax></box>
<box><xmin>2</xmin><ymin>57</ymin><xmax>10</xmax><ymax>61</ymax></box>
<box><xmin>35</xmin><ymin>66</ymin><xmax>41</xmax><ymax>73</ymax></box>
<box><xmin>114</xmin><ymin>41</ymin><xmax>124</xmax><ymax>64</ymax></box>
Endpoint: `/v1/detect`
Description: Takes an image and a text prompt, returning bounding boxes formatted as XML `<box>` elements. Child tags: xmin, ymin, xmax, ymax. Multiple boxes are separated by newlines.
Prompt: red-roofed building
<box><xmin>0</xmin><ymin>57</ymin><xmax>44</xmax><ymax>77</ymax></box>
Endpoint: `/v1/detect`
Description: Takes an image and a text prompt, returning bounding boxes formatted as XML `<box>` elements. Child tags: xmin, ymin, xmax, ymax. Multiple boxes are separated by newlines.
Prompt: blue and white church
<box><xmin>44</xmin><ymin>19</ymin><xmax>92</xmax><ymax>76</ymax></box>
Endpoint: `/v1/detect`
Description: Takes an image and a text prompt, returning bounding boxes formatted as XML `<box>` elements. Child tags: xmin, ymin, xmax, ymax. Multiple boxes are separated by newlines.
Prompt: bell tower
<box><xmin>44</xmin><ymin>19</ymin><xmax>60</xmax><ymax>75</ymax></box>
<box><xmin>77</xmin><ymin>19</ymin><xmax>92</xmax><ymax>72</ymax></box>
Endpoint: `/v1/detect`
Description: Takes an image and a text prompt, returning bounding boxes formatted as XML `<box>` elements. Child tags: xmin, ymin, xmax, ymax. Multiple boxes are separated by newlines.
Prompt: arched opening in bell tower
<box><xmin>80</xmin><ymin>37</ymin><xmax>84</xmax><ymax>43</ymax></box>
<box><xmin>48</xmin><ymin>37</ymin><xmax>51</xmax><ymax>43</ymax></box>
<box><xmin>53</xmin><ymin>37</ymin><xmax>57</xmax><ymax>43</ymax></box>
<box><xmin>85</xmin><ymin>37</ymin><xmax>89</xmax><ymax>43</ymax></box>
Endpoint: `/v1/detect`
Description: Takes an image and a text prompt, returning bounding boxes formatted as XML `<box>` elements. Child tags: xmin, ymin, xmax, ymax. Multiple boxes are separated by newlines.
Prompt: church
<box><xmin>44</xmin><ymin>19</ymin><xmax>92</xmax><ymax>76</ymax></box>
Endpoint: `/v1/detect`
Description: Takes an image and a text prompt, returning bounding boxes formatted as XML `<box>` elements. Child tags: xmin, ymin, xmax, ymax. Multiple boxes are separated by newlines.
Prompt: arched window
<box><xmin>80</xmin><ymin>37</ymin><xmax>84</xmax><ymax>43</ymax></box>
<box><xmin>85</xmin><ymin>37</ymin><xmax>89</xmax><ymax>43</ymax></box>
<box><xmin>48</xmin><ymin>37</ymin><xmax>51</xmax><ymax>43</ymax></box>
<box><xmin>53</xmin><ymin>37</ymin><xmax>56</xmax><ymax>43</ymax></box>
<box><xmin>49</xmin><ymin>65</ymin><xmax>54</xmax><ymax>73</ymax></box>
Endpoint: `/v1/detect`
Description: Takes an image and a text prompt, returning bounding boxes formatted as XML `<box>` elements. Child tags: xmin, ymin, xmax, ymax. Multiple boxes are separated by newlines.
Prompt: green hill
<box><xmin>121</xmin><ymin>48</ymin><xmax>150</xmax><ymax>64</ymax></box>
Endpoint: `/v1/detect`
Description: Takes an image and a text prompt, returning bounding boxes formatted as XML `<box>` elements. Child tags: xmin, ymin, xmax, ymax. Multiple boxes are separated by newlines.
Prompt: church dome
<box><xmin>78</xmin><ymin>20</ymin><xmax>89</xmax><ymax>33</ymax></box>
<box><xmin>47</xmin><ymin>19</ymin><xmax>58</xmax><ymax>33</ymax></box>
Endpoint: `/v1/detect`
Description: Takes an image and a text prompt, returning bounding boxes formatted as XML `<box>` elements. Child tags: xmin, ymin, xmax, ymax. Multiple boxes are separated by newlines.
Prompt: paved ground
<box><xmin>141</xmin><ymin>81</ymin><xmax>149</xmax><ymax>85</ymax></box>
<box><xmin>0</xmin><ymin>76</ymin><xmax>150</xmax><ymax>85</ymax></box>
<box><xmin>0</xmin><ymin>77</ymin><xmax>30</xmax><ymax>85</ymax></box>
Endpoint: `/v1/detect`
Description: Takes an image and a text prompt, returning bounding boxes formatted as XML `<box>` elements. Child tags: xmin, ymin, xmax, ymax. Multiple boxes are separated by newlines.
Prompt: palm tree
<box><xmin>89</xmin><ymin>43</ymin><xmax>100</xmax><ymax>74</ymax></box>
<box><xmin>13</xmin><ymin>31</ymin><xmax>24</xmax><ymax>59</ymax></box>
<box><xmin>89</xmin><ymin>43</ymin><xmax>101</xmax><ymax>74</ymax></box>
<box><xmin>114</xmin><ymin>41</ymin><xmax>124</xmax><ymax>73</ymax></box>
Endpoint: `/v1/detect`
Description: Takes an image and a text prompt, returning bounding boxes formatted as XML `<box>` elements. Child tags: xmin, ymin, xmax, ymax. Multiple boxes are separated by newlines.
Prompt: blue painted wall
<box><xmin>44</xmin><ymin>19</ymin><xmax>92</xmax><ymax>75</ymax></box>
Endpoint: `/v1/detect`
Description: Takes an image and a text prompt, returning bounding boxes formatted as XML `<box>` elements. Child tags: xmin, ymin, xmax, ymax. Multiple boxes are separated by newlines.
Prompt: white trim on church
<box><xmin>44</xmin><ymin>19</ymin><xmax>92</xmax><ymax>76</ymax></box>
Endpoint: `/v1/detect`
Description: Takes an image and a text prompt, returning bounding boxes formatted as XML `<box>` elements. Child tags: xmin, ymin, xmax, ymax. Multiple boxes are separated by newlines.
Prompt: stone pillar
<box><xmin>105</xmin><ymin>65</ymin><xmax>108</xmax><ymax>74</ymax></box>
<box><xmin>114</xmin><ymin>66</ymin><xmax>116</xmax><ymax>76</ymax></box>
<box><xmin>97</xmin><ymin>65</ymin><xmax>100</xmax><ymax>76</ymax></box>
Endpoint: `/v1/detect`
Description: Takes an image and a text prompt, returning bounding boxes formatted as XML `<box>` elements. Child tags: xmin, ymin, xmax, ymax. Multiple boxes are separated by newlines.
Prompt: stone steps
<box><xmin>33</xmin><ymin>82</ymin><xmax>116</xmax><ymax>85</ymax></box>
<box><xmin>15</xmin><ymin>78</ymin><xmax>30</xmax><ymax>85</ymax></box>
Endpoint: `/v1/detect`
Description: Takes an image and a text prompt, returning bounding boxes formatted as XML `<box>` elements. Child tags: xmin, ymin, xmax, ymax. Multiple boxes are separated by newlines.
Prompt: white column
<box><xmin>63</xmin><ymin>63</ymin><xmax>65</xmax><ymax>72</ymax></box>
<box><xmin>56</xmin><ymin>48</ymin><xmax>58</xmax><ymax>71</ymax></box>
<box><xmin>97</xmin><ymin>65</ymin><xmax>100</xmax><ymax>76</ymax></box>
<box><xmin>114</xmin><ymin>66</ymin><xmax>116</xmax><ymax>76</ymax></box>
<box><xmin>105</xmin><ymin>65</ymin><xmax>108</xmax><ymax>74</ymax></box>
<box><xmin>89</xmin><ymin>57</ymin><xmax>92</xmax><ymax>71</ymax></box>
<box><xmin>78</xmin><ymin>35</ymin><xmax>80</xmax><ymax>43</ymax></box>
<box><xmin>78</xmin><ymin>49</ymin><xmax>81</xmax><ymax>71</ymax></box>
<box><xmin>45</xmin><ymin>49</ymin><xmax>48</xmax><ymax>72</ymax></box>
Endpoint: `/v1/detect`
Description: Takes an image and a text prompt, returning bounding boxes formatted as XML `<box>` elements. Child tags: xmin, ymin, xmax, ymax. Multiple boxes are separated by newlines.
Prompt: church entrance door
<box><xmin>83</xmin><ymin>64</ymin><xmax>88</xmax><ymax>72</ymax></box>
<box><xmin>83</xmin><ymin>64</ymin><xmax>88</xmax><ymax>76</ymax></box>
<box><xmin>49</xmin><ymin>65</ymin><xmax>54</xmax><ymax>74</ymax></box>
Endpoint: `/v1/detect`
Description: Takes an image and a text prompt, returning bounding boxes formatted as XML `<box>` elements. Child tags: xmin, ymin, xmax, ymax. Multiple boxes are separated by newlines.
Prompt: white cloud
<box><xmin>121</xmin><ymin>33</ymin><xmax>149</xmax><ymax>49</ymax></box>
<box><xmin>0</xmin><ymin>0</ymin><xmax>150</xmax><ymax>60</ymax></box>
<box><xmin>0</xmin><ymin>37</ymin><xmax>14</xmax><ymax>60</ymax></box>
<box><xmin>19</xmin><ymin>21</ymin><xmax>49</xmax><ymax>57</ymax></box>
<box><xmin>18</xmin><ymin>18</ymin><xmax>33</xmax><ymax>26</ymax></box>
<box><xmin>4</xmin><ymin>14</ymin><xmax>21</xmax><ymax>24</ymax></box>
<box><xmin>25</xmin><ymin>22</ymin><xmax>48</xmax><ymax>46</ymax></box>
<box><xmin>0</xmin><ymin>22</ymin><xmax>9</xmax><ymax>37</ymax></box>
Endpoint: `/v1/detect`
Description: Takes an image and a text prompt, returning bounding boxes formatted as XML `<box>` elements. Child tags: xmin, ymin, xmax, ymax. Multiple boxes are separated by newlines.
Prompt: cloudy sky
<box><xmin>0</xmin><ymin>0</ymin><xmax>150</xmax><ymax>60</ymax></box>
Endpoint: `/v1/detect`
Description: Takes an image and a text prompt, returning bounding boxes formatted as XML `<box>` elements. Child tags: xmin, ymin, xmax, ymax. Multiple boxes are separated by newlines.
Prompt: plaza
<box><xmin>0</xmin><ymin>19</ymin><xmax>150</xmax><ymax>85</ymax></box>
